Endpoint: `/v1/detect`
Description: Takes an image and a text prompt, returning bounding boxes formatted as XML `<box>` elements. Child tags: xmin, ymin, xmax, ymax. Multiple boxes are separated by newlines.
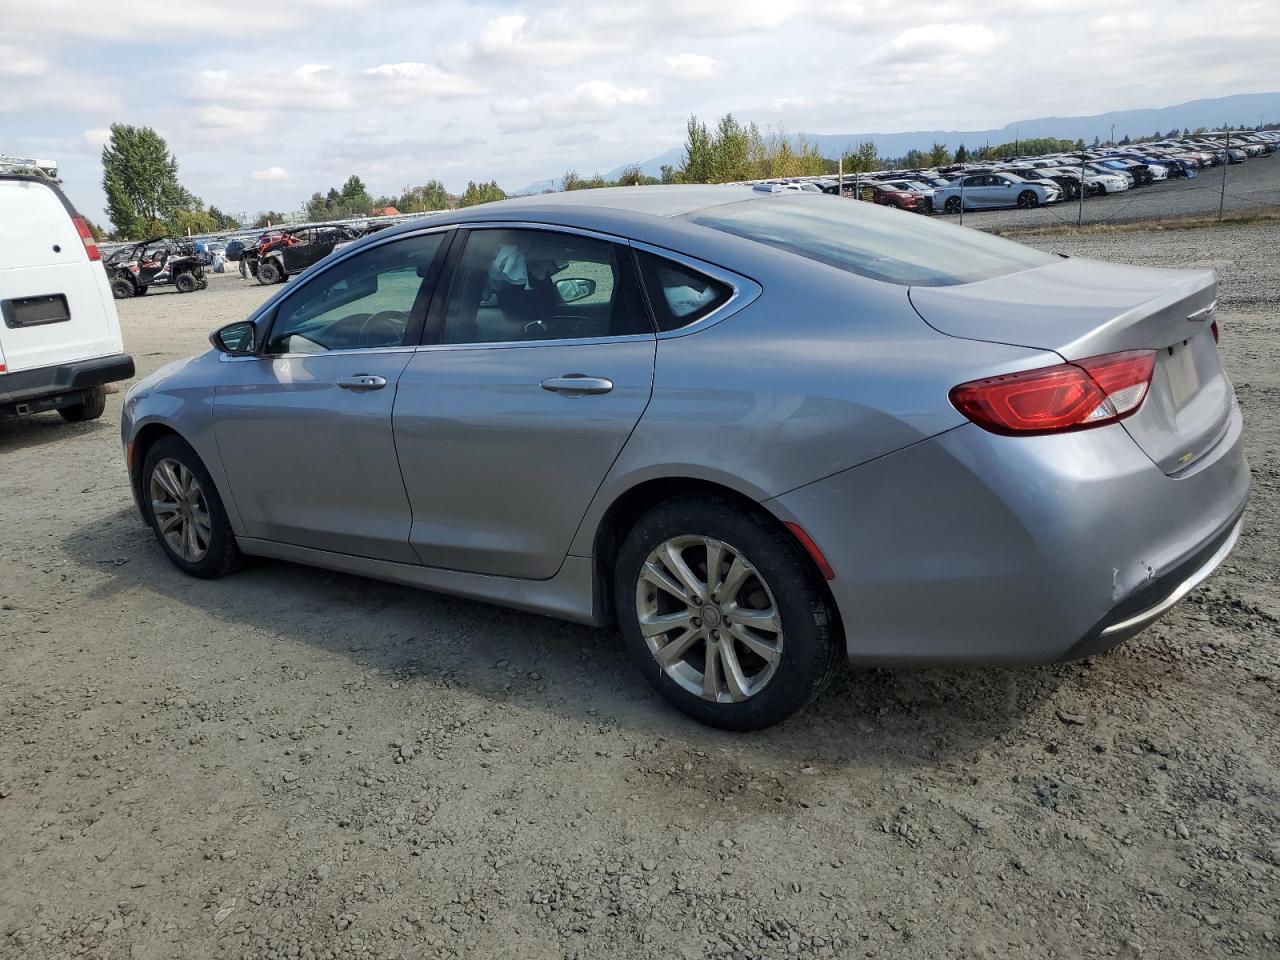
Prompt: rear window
<box><xmin>634</xmin><ymin>250</ymin><xmax>733</xmax><ymax>331</ymax></box>
<box><xmin>686</xmin><ymin>195</ymin><xmax>1055</xmax><ymax>287</ymax></box>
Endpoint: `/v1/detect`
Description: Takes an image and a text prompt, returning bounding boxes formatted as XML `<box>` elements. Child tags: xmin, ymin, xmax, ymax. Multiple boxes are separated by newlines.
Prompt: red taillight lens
<box><xmin>950</xmin><ymin>350</ymin><xmax>1156</xmax><ymax>436</ymax></box>
<box><xmin>72</xmin><ymin>216</ymin><xmax>100</xmax><ymax>261</ymax></box>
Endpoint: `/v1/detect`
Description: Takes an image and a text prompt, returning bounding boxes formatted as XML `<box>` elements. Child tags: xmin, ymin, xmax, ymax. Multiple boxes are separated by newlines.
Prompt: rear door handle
<box><xmin>540</xmin><ymin>375</ymin><xmax>614</xmax><ymax>396</ymax></box>
<box><xmin>337</xmin><ymin>374</ymin><xmax>387</xmax><ymax>391</ymax></box>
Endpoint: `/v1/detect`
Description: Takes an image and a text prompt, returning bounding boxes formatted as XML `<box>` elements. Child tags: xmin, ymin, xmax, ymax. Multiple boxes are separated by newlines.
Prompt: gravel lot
<box><xmin>2</xmin><ymin>221</ymin><xmax>1278</xmax><ymax>960</ymax></box>
<box><xmin>950</xmin><ymin>151</ymin><xmax>1280</xmax><ymax>230</ymax></box>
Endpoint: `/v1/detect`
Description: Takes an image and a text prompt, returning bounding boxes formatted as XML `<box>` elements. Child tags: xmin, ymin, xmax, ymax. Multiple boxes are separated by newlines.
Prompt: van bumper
<box><xmin>0</xmin><ymin>353</ymin><xmax>135</xmax><ymax>410</ymax></box>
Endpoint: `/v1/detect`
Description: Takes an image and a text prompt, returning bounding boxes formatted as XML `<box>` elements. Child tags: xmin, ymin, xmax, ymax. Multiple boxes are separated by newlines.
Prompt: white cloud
<box><xmin>83</xmin><ymin>128</ymin><xmax>112</xmax><ymax>148</ymax></box>
<box><xmin>0</xmin><ymin>44</ymin><xmax>48</xmax><ymax>77</ymax></box>
<box><xmin>252</xmin><ymin>167</ymin><xmax>291</xmax><ymax>181</ymax></box>
<box><xmin>876</xmin><ymin>23</ymin><xmax>1000</xmax><ymax>63</ymax></box>
<box><xmin>660</xmin><ymin>53</ymin><xmax>721</xmax><ymax>79</ymax></box>
<box><xmin>492</xmin><ymin>81</ymin><xmax>659</xmax><ymax>132</ymax></box>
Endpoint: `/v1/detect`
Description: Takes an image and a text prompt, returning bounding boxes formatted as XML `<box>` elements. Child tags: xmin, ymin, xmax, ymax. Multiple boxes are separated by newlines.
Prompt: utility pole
<box><xmin>1078</xmin><ymin>154</ymin><xmax>1086</xmax><ymax>226</ymax></box>
<box><xmin>1219</xmin><ymin>129</ymin><xmax>1230</xmax><ymax>221</ymax></box>
<box><xmin>838</xmin><ymin>157</ymin><xmax>844</xmax><ymax>198</ymax></box>
<box><xmin>1110</xmin><ymin>123</ymin><xmax>1115</xmax><ymax>146</ymax></box>
<box><xmin>958</xmin><ymin>171</ymin><xmax>966</xmax><ymax>226</ymax></box>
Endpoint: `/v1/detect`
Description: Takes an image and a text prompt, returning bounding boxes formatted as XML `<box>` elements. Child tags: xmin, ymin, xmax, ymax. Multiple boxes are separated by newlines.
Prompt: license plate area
<box><xmin>2</xmin><ymin>293</ymin><xmax>71</xmax><ymax>329</ymax></box>
<box><xmin>1164</xmin><ymin>338</ymin><xmax>1202</xmax><ymax>410</ymax></box>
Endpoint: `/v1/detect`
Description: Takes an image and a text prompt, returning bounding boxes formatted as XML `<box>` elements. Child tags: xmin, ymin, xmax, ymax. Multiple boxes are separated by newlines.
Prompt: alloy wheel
<box><xmin>635</xmin><ymin>535</ymin><xmax>783</xmax><ymax>703</ymax></box>
<box><xmin>149</xmin><ymin>458</ymin><xmax>212</xmax><ymax>562</ymax></box>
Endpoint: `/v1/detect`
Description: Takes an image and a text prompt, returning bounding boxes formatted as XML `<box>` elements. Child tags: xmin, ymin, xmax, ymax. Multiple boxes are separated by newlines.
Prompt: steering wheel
<box><xmin>357</xmin><ymin>310</ymin><xmax>410</xmax><ymax>348</ymax></box>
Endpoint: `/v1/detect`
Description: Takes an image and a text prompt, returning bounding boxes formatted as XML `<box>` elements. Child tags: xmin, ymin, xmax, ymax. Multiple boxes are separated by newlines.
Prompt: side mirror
<box><xmin>211</xmin><ymin>320</ymin><xmax>256</xmax><ymax>355</ymax></box>
<box><xmin>555</xmin><ymin>277</ymin><xmax>597</xmax><ymax>303</ymax></box>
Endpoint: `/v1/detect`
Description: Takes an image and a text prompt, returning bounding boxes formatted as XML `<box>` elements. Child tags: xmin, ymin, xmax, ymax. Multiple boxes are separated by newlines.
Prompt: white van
<box><xmin>0</xmin><ymin>173</ymin><xmax>134</xmax><ymax>421</ymax></box>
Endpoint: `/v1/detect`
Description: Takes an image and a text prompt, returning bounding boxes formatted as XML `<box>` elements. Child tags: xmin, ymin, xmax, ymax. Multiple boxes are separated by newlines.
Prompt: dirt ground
<box><xmin>1</xmin><ymin>224</ymin><xmax>1277</xmax><ymax>960</ymax></box>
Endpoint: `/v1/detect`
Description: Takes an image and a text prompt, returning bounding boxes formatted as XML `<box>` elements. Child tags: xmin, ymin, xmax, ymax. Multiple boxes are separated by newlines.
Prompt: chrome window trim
<box><xmin>219</xmin><ymin>345</ymin><xmax>420</xmax><ymax>363</ymax></box>
<box><xmin>627</xmin><ymin>240</ymin><xmax>762</xmax><ymax>340</ymax></box>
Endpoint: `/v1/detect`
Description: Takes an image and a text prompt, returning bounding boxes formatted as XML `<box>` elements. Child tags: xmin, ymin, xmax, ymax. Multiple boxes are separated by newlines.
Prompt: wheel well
<box><xmin>591</xmin><ymin>477</ymin><xmax>843</xmax><ymax>642</ymax></box>
<box><xmin>129</xmin><ymin>423</ymin><xmax>179</xmax><ymax>503</ymax></box>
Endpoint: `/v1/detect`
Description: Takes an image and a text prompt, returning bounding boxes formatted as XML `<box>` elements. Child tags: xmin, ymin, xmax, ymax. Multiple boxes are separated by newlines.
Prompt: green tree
<box><xmin>843</xmin><ymin>140</ymin><xmax>881</xmax><ymax>173</ymax></box>
<box><xmin>928</xmin><ymin>142</ymin><xmax>952</xmax><ymax>166</ymax></box>
<box><xmin>614</xmin><ymin>163</ymin><xmax>656</xmax><ymax>186</ymax></box>
<box><xmin>459</xmin><ymin>180</ymin><xmax>506</xmax><ymax>206</ymax></box>
<box><xmin>253</xmin><ymin>211</ymin><xmax>288</xmax><ymax>228</ymax></box>
<box><xmin>206</xmin><ymin>206</ymin><xmax>239</xmax><ymax>230</ymax></box>
<box><xmin>561</xmin><ymin>170</ymin><xmax>583</xmax><ymax>191</ymax></box>
<box><xmin>659</xmin><ymin>164</ymin><xmax>680</xmax><ymax>184</ymax></box>
<box><xmin>954</xmin><ymin>143</ymin><xmax>968</xmax><ymax>164</ymax></box>
<box><xmin>397</xmin><ymin>180</ymin><xmax>451</xmax><ymax>212</ymax></box>
<box><xmin>101</xmin><ymin>123</ymin><xmax>186</xmax><ymax>237</ymax></box>
<box><xmin>680</xmin><ymin>115</ymin><xmax>714</xmax><ymax>183</ymax></box>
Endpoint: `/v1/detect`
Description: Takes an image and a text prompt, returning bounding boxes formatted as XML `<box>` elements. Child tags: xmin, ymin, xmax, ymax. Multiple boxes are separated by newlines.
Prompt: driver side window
<box><xmin>265</xmin><ymin>232</ymin><xmax>448</xmax><ymax>355</ymax></box>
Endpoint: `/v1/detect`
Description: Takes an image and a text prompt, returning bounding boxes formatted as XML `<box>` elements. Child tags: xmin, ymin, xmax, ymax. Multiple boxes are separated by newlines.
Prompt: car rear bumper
<box><xmin>766</xmin><ymin>402</ymin><xmax>1249</xmax><ymax>664</ymax></box>
<box><xmin>0</xmin><ymin>353</ymin><xmax>135</xmax><ymax>407</ymax></box>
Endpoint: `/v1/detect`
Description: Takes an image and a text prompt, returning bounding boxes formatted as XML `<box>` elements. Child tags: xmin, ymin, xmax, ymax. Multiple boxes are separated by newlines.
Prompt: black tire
<box><xmin>58</xmin><ymin>384</ymin><xmax>107</xmax><ymax>422</ymax></box>
<box><xmin>136</xmin><ymin>284</ymin><xmax>148</xmax><ymax>295</ymax></box>
<box><xmin>174</xmin><ymin>272</ymin><xmax>198</xmax><ymax>293</ymax></box>
<box><xmin>111</xmin><ymin>277</ymin><xmax>135</xmax><ymax>300</ymax></box>
<box><xmin>257</xmin><ymin>260</ymin><xmax>283</xmax><ymax>284</ymax></box>
<box><xmin>140</xmin><ymin>435</ymin><xmax>241</xmax><ymax>579</ymax></box>
<box><xmin>196</xmin><ymin>277</ymin><xmax>208</xmax><ymax>290</ymax></box>
<box><xmin>1093</xmin><ymin>183</ymin><xmax>1107</xmax><ymax>196</ymax></box>
<box><xmin>944</xmin><ymin>196</ymin><xmax>962</xmax><ymax>214</ymax></box>
<box><xmin>614</xmin><ymin>496</ymin><xmax>841</xmax><ymax>731</ymax></box>
<box><xmin>1016</xmin><ymin>190</ymin><xmax>1039</xmax><ymax>209</ymax></box>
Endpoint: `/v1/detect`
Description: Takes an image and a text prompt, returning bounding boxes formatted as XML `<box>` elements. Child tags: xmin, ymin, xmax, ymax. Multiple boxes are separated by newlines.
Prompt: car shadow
<box><xmin>0</xmin><ymin>410</ymin><xmax>108</xmax><ymax>453</ymax></box>
<box><xmin>62</xmin><ymin>506</ymin><xmax>1069</xmax><ymax>770</ymax></box>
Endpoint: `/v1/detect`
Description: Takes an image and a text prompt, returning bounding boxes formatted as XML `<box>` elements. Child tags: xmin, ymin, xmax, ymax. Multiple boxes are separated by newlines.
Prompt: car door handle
<box><xmin>540</xmin><ymin>375</ymin><xmax>614</xmax><ymax>396</ymax></box>
<box><xmin>337</xmin><ymin>374</ymin><xmax>388</xmax><ymax>391</ymax></box>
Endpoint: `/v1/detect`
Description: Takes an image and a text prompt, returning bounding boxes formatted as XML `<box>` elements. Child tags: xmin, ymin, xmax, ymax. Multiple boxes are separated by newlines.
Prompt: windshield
<box><xmin>686</xmin><ymin>195</ymin><xmax>1055</xmax><ymax>287</ymax></box>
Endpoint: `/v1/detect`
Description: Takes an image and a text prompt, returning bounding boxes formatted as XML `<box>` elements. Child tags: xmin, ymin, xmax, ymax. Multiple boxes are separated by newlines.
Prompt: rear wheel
<box><xmin>141</xmin><ymin>435</ymin><xmax>241</xmax><ymax>579</ymax></box>
<box><xmin>257</xmin><ymin>260</ymin><xmax>283</xmax><ymax>284</ymax></box>
<box><xmin>1016</xmin><ymin>190</ymin><xmax>1039</xmax><ymax>209</ymax></box>
<box><xmin>196</xmin><ymin>277</ymin><xmax>208</xmax><ymax>290</ymax></box>
<box><xmin>615</xmin><ymin>496</ymin><xmax>841</xmax><ymax>730</ymax></box>
<box><xmin>944</xmin><ymin>196</ymin><xmax>962</xmax><ymax>214</ymax></box>
<box><xmin>58</xmin><ymin>384</ymin><xmax>107</xmax><ymax>422</ymax></box>
<box><xmin>110</xmin><ymin>277</ymin><xmax>135</xmax><ymax>300</ymax></box>
<box><xmin>174</xmin><ymin>272</ymin><xmax>198</xmax><ymax>293</ymax></box>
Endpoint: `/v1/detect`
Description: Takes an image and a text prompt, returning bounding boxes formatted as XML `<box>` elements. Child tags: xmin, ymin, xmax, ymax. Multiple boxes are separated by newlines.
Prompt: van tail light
<box><xmin>72</xmin><ymin>216</ymin><xmax>101</xmax><ymax>261</ymax></box>
<box><xmin>950</xmin><ymin>350</ymin><xmax>1156</xmax><ymax>436</ymax></box>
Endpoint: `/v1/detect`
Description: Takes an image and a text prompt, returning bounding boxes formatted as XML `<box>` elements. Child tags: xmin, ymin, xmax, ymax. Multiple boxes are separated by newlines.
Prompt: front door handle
<box><xmin>540</xmin><ymin>375</ymin><xmax>614</xmax><ymax>396</ymax></box>
<box><xmin>337</xmin><ymin>374</ymin><xmax>388</xmax><ymax>391</ymax></box>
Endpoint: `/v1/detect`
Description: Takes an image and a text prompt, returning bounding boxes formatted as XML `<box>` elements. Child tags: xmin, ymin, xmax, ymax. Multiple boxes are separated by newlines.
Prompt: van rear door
<box><xmin>0</xmin><ymin>177</ymin><xmax>123</xmax><ymax>373</ymax></box>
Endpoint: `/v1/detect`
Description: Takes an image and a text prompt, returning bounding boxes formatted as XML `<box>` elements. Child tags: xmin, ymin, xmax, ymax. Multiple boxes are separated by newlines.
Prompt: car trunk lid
<box><xmin>910</xmin><ymin>257</ymin><xmax>1232</xmax><ymax>475</ymax></box>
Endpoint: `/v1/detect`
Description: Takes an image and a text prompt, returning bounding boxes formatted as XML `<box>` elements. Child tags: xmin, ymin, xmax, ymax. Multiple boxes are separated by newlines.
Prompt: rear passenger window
<box><xmin>634</xmin><ymin>250</ymin><xmax>733</xmax><ymax>332</ymax></box>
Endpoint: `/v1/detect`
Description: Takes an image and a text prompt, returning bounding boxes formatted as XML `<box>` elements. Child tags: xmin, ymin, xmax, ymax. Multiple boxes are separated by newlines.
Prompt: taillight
<box><xmin>950</xmin><ymin>350</ymin><xmax>1156</xmax><ymax>436</ymax></box>
<box><xmin>72</xmin><ymin>216</ymin><xmax>100</xmax><ymax>261</ymax></box>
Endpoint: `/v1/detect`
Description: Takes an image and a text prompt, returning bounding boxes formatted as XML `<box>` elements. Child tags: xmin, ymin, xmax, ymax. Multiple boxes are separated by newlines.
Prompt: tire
<box><xmin>141</xmin><ymin>435</ymin><xmax>241</xmax><ymax>579</ymax></box>
<box><xmin>944</xmin><ymin>196</ymin><xmax>962</xmax><ymax>215</ymax></box>
<box><xmin>173</xmin><ymin>272</ymin><xmax>198</xmax><ymax>293</ymax></box>
<box><xmin>196</xmin><ymin>277</ymin><xmax>208</xmax><ymax>290</ymax></box>
<box><xmin>136</xmin><ymin>285</ymin><xmax>148</xmax><ymax>295</ymax></box>
<box><xmin>257</xmin><ymin>260</ymin><xmax>283</xmax><ymax>284</ymax></box>
<box><xmin>614</xmin><ymin>496</ymin><xmax>841</xmax><ymax>731</ymax></box>
<box><xmin>111</xmin><ymin>277</ymin><xmax>135</xmax><ymax>300</ymax></box>
<box><xmin>58</xmin><ymin>384</ymin><xmax>107</xmax><ymax>422</ymax></box>
<box><xmin>1093</xmin><ymin>183</ymin><xmax>1107</xmax><ymax>196</ymax></box>
<box><xmin>1016</xmin><ymin>190</ymin><xmax>1039</xmax><ymax>209</ymax></box>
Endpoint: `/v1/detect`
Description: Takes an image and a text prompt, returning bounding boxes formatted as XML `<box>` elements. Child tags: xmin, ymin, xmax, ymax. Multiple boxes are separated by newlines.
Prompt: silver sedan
<box><xmin>934</xmin><ymin>172</ymin><xmax>1061</xmax><ymax>213</ymax></box>
<box><xmin>122</xmin><ymin>186</ymin><xmax>1249</xmax><ymax>729</ymax></box>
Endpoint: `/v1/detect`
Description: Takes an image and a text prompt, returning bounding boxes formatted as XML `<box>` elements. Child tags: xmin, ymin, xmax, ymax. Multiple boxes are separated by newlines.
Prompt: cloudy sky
<box><xmin>3</xmin><ymin>0</ymin><xmax>1278</xmax><ymax>225</ymax></box>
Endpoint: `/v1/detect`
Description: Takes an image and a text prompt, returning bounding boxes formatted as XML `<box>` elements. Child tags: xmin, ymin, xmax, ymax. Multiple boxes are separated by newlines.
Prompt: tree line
<box><xmin>94</xmin><ymin>116</ymin><xmax>1270</xmax><ymax>240</ymax></box>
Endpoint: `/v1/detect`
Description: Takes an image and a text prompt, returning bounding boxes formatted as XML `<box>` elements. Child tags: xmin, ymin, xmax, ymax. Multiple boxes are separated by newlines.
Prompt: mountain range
<box><xmin>516</xmin><ymin>92</ymin><xmax>1279</xmax><ymax>193</ymax></box>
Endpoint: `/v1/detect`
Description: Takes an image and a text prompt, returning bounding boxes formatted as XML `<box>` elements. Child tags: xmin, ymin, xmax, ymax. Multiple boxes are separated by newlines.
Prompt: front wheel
<box><xmin>141</xmin><ymin>435</ymin><xmax>241</xmax><ymax>579</ymax></box>
<box><xmin>944</xmin><ymin>196</ymin><xmax>962</xmax><ymax>214</ymax></box>
<box><xmin>1016</xmin><ymin>190</ymin><xmax>1039</xmax><ymax>209</ymax></box>
<box><xmin>615</xmin><ymin>496</ymin><xmax>841</xmax><ymax>730</ymax></box>
<box><xmin>110</xmin><ymin>277</ymin><xmax>135</xmax><ymax>300</ymax></box>
<box><xmin>174</xmin><ymin>272</ymin><xmax>198</xmax><ymax>293</ymax></box>
<box><xmin>257</xmin><ymin>260</ymin><xmax>283</xmax><ymax>284</ymax></box>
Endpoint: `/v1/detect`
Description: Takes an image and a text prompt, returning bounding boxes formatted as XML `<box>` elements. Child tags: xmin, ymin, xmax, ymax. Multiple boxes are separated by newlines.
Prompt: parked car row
<box><xmin>831</xmin><ymin>131</ymin><xmax>1278</xmax><ymax>215</ymax></box>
